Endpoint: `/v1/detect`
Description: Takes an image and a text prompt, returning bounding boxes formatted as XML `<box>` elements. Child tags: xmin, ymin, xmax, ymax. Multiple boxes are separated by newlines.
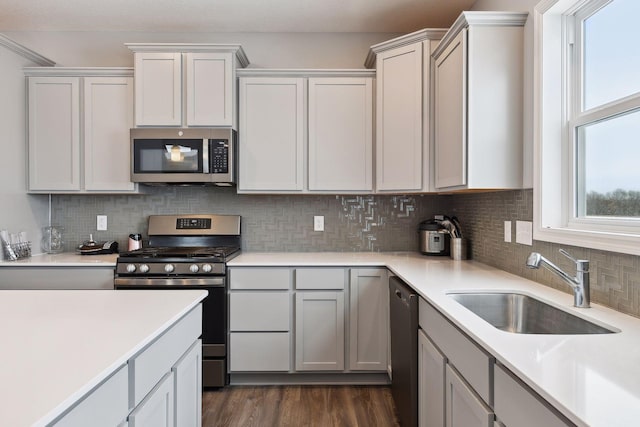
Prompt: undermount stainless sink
<box><xmin>447</xmin><ymin>292</ymin><xmax>617</xmax><ymax>334</ymax></box>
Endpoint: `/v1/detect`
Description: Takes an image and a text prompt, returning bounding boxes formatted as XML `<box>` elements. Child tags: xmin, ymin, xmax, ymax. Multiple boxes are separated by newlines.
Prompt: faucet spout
<box><xmin>526</xmin><ymin>250</ymin><xmax>590</xmax><ymax>308</ymax></box>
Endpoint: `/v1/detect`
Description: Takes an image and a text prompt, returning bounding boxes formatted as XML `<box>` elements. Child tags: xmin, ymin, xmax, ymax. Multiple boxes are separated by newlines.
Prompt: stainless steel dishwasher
<box><xmin>389</xmin><ymin>275</ymin><xmax>418</xmax><ymax>427</ymax></box>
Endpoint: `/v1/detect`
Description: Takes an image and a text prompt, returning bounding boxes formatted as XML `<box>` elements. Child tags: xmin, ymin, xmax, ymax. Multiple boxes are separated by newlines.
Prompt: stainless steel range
<box><xmin>114</xmin><ymin>214</ymin><xmax>241</xmax><ymax>388</ymax></box>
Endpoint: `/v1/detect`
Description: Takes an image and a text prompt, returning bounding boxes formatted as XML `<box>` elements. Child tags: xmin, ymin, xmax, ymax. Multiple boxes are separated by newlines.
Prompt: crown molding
<box><xmin>125</xmin><ymin>43</ymin><xmax>250</xmax><ymax>68</ymax></box>
<box><xmin>433</xmin><ymin>11</ymin><xmax>528</xmax><ymax>59</ymax></box>
<box><xmin>364</xmin><ymin>28</ymin><xmax>448</xmax><ymax>68</ymax></box>
<box><xmin>0</xmin><ymin>34</ymin><xmax>55</xmax><ymax>66</ymax></box>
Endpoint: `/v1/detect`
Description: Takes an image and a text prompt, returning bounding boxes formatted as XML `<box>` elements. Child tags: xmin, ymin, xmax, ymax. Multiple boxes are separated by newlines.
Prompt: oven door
<box><xmin>115</xmin><ymin>276</ymin><xmax>228</xmax><ymax>387</ymax></box>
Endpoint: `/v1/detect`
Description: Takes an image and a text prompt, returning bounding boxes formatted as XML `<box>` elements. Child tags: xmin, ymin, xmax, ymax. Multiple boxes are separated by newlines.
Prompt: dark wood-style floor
<box><xmin>202</xmin><ymin>385</ymin><xmax>400</xmax><ymax>427</ymax></box>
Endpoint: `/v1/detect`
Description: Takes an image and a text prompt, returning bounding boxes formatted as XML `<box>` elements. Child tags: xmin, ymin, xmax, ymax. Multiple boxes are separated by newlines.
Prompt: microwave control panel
<box><xmin>209</xmin><ymin>140</ymin><xmax>229</xmax><ymax>174</ymax></box>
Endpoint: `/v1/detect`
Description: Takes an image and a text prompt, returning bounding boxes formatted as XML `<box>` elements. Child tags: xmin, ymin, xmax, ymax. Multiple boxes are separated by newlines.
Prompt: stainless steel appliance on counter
<box><xmin>114</xmin><ymin>214</ymin><xmax>241</xmax><ymax>388</ymax></box>
<box><xmin>389</xmin><ymin>275</ymin><xmax>419</xmax><ymax>427</ymax></box>
<box><xmin>418</xmin><ymin>219</ymin><xmax>450</xmax><ymax>255</ymax></box>
<box><xmin>131</xmin><ymin>128</ymin><xmax>236</xmax><ymax>185</ymax></box>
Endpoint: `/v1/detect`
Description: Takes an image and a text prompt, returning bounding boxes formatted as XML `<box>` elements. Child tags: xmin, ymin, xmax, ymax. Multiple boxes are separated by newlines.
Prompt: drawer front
<box><xmin>230</xmin><ymin>268</ymin><xmax>290</xmax><ymax>290</ymax></box>
<box><xmin>295</xmin><ymin>268</ymin><xmax>345</xmax><ymax>290</ymax></box>
<box><xmin>229</xmin><ymin>292</ymin><xmax>290</xmax><ymax>331</ymax></box>
<box><xmin>130</xmin><ymin>304</ymin><xmax>202</xmax><ymax>407</ymax></box>
<box><xmin>229</xmin><ymin>332</ymin><xmax>290</xmax><ymax>371</ymax></box>
<box><xmin>422</xmin><ymin>300</ymin><xmax>493</xmax><ymax>405</ymax></box>
<box><xmin>54</xmin><ymin>364</ymin><xmax>128</xmax><ymax>427</ymax></box>
<box><xmin>494</xmin><ymin>364</ymin><xmax>572</xmax><ymax>427</ymax></box>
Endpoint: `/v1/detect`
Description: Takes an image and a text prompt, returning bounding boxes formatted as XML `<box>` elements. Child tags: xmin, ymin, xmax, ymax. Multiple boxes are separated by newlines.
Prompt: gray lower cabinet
<box><xmin>419</xmin><ymin>297</ymin><xmax>575</xmax><ymax>427</ymax></box>
<box><xmin>53</xmin><ymin>305</ymin><xmax>202</xmax><ymax>427</ymax></box>
<box><xmin>418</xmin><ymin>329</ymin><xmax>445</xmax><ymax>427</ymax></box>
<box><xmin>295</xmin><ymin>291</ymin><xmax>345</xmax><ymax>371</ymax></box>
<box><xmin>419</xmin><ymin>298</ymin><xmax>495</xmax><ymax>426</ymax></box>
<box><xmin>493</xmin><ymin>364</ymin><xmax>573</xmax><ymax>427</ymax></box>
<box><xmin>128</xmin><ymin>371</ymin><xmax>174</xmax><ymax>427</ymax></box>
<box><xmin>228</xmin><ymin>266</ymin><xmax>389</xmax><ymax>376</ymax></box>
<box><xmin>445</xmin><ymin>365</ymin><xmax>493</xmax><ymax>427</ymax></box>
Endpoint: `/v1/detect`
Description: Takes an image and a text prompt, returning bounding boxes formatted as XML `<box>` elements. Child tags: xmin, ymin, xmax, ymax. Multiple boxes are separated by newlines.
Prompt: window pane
<box><xmin>583</xmin><ymin>0</ymin><xmax>640</xmax><ymax>110</ymax></box>
<box><xmin>578</xmin><ymin>108</ymin><xmax>640</xmax><ymax>217</ymax></box>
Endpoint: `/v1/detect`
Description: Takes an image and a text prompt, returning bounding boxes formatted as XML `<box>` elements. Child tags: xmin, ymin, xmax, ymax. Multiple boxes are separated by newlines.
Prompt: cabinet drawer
<box><xmin>53</xmin><ymin>364</ymin><xmax>128</xmax><ymax>427</ymax></box>
<box><xmin>229</xmin><ymin>292</ymin><xmax>290</xmax><ymax>331</ymax></box>
<box><xmin>229</xmin><ymin>332</ymin><xmax>290</xmax><ymax>371</ymax></box>
<box><xmin>421</xmin><ymin>299</ymin><xmax>494</xmax><ymax>405</ymax></box>
<box><xmin>129</xmin><ymin>305</ymin><xmax>202</xmax><ymax>407</ymax></box>
<box><xmin>230</xmin><ymin>268</ymin><xmax>290</xmax><ymax>290</ymax></box>
<box><xmin>494</xmin><ymin>364</ymin><xmax>572</xmax><ymax>427</ymax></box>
<box><xmin>295</xmin><ymin>268</ymin><xmax>345</xmax><ymax>289</ymax></box>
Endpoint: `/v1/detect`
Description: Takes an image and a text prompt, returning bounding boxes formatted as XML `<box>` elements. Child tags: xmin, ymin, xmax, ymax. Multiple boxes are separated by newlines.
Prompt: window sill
<box><xmin>533</xmin><ymin>225</ymin><xmax>640</xmax><ymax>256</ymax></box>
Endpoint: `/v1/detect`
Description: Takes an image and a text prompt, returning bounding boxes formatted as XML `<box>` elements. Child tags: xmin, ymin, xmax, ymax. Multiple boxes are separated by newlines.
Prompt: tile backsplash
<box><xmin>52</xmin><ymin>187</ymin><xmax>447</xmax><ymax>253</ymax></box>
<box><xmin>53</xmin><ymin>187</ymin><xmax>640</xmax><ymax>318</ymax></box>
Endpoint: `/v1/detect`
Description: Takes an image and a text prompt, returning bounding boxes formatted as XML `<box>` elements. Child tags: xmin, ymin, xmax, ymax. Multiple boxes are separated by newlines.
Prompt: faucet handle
<box><xmin>559</xmin><ymin>248</ymin><xmax>578</xmax><ymax>264</ymax></box>
<box><xmin>559</xmin><ymin>248</ymin><xmax>589</xmax><ymax>271</ymax></box>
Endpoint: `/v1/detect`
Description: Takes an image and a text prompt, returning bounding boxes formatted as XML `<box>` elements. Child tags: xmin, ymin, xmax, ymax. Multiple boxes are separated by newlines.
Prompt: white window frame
<box><xmin>534</xmin><ymin>0</ymin><xmax>640</xmax><ymax>256</ymax></box>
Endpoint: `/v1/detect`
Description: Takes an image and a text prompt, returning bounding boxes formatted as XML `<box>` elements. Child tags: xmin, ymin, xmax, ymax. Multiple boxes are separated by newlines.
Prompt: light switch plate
<box><xmin>314</xmin><ymin>216</ymin><xmax>324</xmax><ymax>232</ymax></box>
<box><xmin>97</xmin><ymin>215</ymin><xmax>108</xmax><ymax>231</ymax></box>
<box><xmin>515</xmin><ymin>220</ymin><xmax>532</xmax><ymax>246</ymax></box>
<box><xmin>504</xmin><ymin>221</ymin><xmax>512</xmax><ymax>243</ymax></box>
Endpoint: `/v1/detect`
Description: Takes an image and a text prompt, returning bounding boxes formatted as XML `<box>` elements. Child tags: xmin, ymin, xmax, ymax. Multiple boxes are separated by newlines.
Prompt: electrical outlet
<box><xmin>97</xmin><ymin>215</ymin><xmax>108</xmax><ymax>231</ymax></box>
<box><xmin>314</xmin><ymin>216</ymin><xmax>324</xmax><ymax>232</ymax></box>
<box><xmin>516</xmin><ymin>220</ymin><xmax>533</xmax><ymax>246</ymax></box>
<box><xmin>504</xmin><ymin>221</ymin><xmax>512</xmax><ymax>243</ymax></box>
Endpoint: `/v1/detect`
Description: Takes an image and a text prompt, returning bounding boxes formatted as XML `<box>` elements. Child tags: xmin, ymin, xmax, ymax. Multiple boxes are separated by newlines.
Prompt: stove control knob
<box><xmin>189</xmin><ymin>264</ymin><xmax>199</xmax><ymax>273</ymax></box>
<box><xmin>139</xmin><ymin>264</ymin><xmax>150</xmax><ymax>273</ymax></box>
<box><xmin>164</xmin><ymin>264</ymin><xmax>175</xmax><ymax>273</ymax></box>
<box><xmin>126</xmin><ymin>264</ymin><xmax>136</xmax><ymax>273</ymax></box>
<box><xmin>202</xmin><ymin>264</ymin><xmax>213</xmax><ymax>273</ymax></box>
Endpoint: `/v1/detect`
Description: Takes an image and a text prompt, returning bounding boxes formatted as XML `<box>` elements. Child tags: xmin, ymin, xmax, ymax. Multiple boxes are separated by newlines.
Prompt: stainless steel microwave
<box><xmin>131</xmin><ymin>128</ymin><xmax>236</xmax><ymax>185</ymax></box>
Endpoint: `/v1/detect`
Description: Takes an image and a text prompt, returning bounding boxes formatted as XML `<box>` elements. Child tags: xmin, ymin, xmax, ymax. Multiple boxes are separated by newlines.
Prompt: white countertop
<box><xmin>0</xmin><ymin>289</ymin><xmax>207</xmax><ymax>427</ymax></box>
<box><xmin>229</xmin><ymin>252</ymin><xmax>640</xmax><ymax>427</ymax></box>
<box><xmin>0</xmin><ymin>252</ymin><xmax>118</xmax><ymax>267</ymax></box>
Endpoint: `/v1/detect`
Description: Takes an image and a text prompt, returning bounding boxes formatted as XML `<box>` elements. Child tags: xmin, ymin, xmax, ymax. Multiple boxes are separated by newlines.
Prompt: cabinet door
<box><xmin>418</xmin><ymin>329</ymin><xmax>445</xmax><ymax>427</ymax></box>
<box><xmin>128</xmin><ymin>371</ymin><xmax>174</xmax><ymax>427</ymax></box>
<box><xmin>238</xmin><ymin>77</ymin><xmax>305</xmax><ymax>191</ymax></box>
<box><xmin>376</xmin><ymin>42</ymin><xmax>423</xmax><ymax>191</ymax></box>
<box><xmin>172</xmin><ymin>340</ymin><xmax>202</xmax><ymax>427</ymax></box>
<box><xmin>445</xmin><ymin>365</ymin><xmax>493</xmax><ymax>427</ymax></box>
<box><xmin>308</xmin><ymin>77</ymin><xmax>373</xmax><ymax>191</ymax></box>
<box><xmin>83</xmin><ymin>76</ymin><xmax>135</xmax><ymax>191</ymax></box>
<box><xmin>434</xmin><ymin>30</ymin><xmax>467</xmax><ymax>189</ymax></box>
<box><xmin>349</xmin><ymin>268</ymin><xmax>388</xmax><ymax>371</ymax></box>
<box><xmin>229</xmin><ymin>332</ymin><xmax>291</xmax><ymax>372</ymax></box>
<box><xmin>494</xmin><ymin>364</ymin><xmax>571</xmax><ymax>427</ymax></box>
<box><xmin>28</xmin><ymin>77</ymin><xmax>81</xmax><ymax>191</ymax></box>
<box><xmin>185</xmin><ymin>52</ymin><xmax>233</xmax><ymax>126</ymax></box>
<box><xmin>134</xmin><ymin>52</ymin><xmax>182</xmax><ymax>126</ymax></box>
<box><xmin>295</xmin><ymin>291</ymin><xmax>345</xmax><ymax>371</ymax></box>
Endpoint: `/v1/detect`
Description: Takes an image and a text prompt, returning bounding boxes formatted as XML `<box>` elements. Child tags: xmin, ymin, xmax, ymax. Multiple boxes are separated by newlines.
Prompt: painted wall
<box><xmin>1</xmin><ymin>31</ymin><xmax>403</xmax><ymax>68</ymax></box>
<box><xmin>0</xmin><ymin>44</ymin><xmax>48</xmax><ymax>256</ymax></box>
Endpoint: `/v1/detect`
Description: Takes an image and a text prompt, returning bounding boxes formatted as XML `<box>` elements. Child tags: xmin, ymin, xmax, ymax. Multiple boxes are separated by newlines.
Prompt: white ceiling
<box><xmin>0</xmin><ymin>0</ymin><xmax>476</xmax><ymax>33</ymax></box>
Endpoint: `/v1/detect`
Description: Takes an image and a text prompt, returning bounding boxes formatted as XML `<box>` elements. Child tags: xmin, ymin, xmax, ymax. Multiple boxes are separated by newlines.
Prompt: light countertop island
<box><xmin>0</xmin><ymin>252</ymin><xmax>118</xmax><ymax>267</ymax></box>
<box><xmin>0</xmin><ymin>289</ymin><xmax>206</xmax><ymax>427</ymax></box>
<box><xmin>229</xmin><ymin>252</ymin><xmax>640</xmax><ymax>427</ymax></box>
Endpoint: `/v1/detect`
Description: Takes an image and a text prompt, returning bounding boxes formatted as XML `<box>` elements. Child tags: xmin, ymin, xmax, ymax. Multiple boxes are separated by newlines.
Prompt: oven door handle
<box><xmin>114</xmin><ymin>277</ymin><xmax>225</xmax><ymax>287</ymax></box>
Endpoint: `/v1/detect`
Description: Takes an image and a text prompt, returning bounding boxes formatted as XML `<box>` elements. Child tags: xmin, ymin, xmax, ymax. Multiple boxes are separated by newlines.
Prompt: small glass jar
<box><xmin>41</xmin><ymin>226</ymin><xmax>65</xmax><ymax>254</ymax></box>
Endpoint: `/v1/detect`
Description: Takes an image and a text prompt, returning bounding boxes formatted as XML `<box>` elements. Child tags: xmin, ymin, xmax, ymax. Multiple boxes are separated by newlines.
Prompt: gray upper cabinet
<box><xmin>127</xmin><ymin>44</ymin><xmax>249</xmax><ymax>128</ymax></box>
<box><xmin>432</xmin><ymin>12</ymin><xmax>527</xmax><ymax>191</ymax></box>
<box><xmin>237</xmin><ymin>70</ymin><xmax>375</xmax><ymax>194</ymax></box>
<box><xmin>26</xmin><ymin>68</ymin><xmax>139</xmax><ymax>194</ymax></box>
<box><xmin>365</xmin><ymin>29</ymin><xmax>446</xmax><ymax>193</ymax></box>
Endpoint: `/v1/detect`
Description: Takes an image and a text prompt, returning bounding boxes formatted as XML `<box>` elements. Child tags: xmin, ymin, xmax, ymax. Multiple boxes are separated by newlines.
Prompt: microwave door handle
<box><xmin>202</xmin><ymin>138</ymin><xmax>209</xmax><ymax>173</ymax></box>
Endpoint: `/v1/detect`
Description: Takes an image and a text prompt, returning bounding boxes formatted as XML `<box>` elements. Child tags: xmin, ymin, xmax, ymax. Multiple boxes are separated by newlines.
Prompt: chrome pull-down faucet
<box><xmin>526</xmin><ymin>249</ymin><xmax>590</xmax><ymax>308</ymax></box>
